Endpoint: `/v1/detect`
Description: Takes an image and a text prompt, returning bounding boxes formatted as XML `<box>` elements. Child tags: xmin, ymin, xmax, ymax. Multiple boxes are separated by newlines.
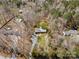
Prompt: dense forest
<box><xmin>0</xmin><ymin>0</ymin><xmax>79</xmax><ymax>59</ymax></box>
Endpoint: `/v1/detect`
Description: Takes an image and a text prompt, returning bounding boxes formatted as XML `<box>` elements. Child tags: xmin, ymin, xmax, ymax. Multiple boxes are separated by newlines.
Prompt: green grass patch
<box><xmin>38</xmin><ymin>34</ymin><xmax>46</xmax><ymax>48</ymax></box>
<box><xmin>37</xmin><ymin>20</ymin><xmax>48</xmax><ymax>29</ymax></box>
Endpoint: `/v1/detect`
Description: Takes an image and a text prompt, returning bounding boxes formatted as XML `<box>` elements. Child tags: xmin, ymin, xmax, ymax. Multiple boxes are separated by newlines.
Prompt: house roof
<box><xmin>35</xmin><ymin>28</ymin><xmax>47</xmax><ymax>33</ymax></box>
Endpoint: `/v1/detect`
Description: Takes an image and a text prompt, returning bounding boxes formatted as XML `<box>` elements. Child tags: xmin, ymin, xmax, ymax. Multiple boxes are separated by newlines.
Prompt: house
<box><xmin>35</xmin><ymin>27</ymin><xmax>47</xmax><ymax>34</ymax></box>
<box><xmin>63</xmin><ymin>30</ymin><xmax>78</xmax><ymax>36</ymax></box>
